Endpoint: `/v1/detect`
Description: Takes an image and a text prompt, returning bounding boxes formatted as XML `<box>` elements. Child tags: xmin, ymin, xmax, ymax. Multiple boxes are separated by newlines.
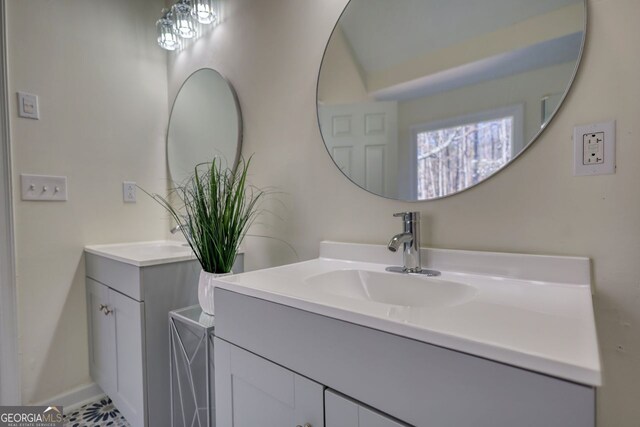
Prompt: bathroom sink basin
<box><xmin>305</xmin><ymin>269</ymin><xmax>476</xmax><ymax>308</ymax></box>
<box><xmin>212</xmin><ymin>241</ymin><xmax>601</xmax><ymax>386</ymax></box>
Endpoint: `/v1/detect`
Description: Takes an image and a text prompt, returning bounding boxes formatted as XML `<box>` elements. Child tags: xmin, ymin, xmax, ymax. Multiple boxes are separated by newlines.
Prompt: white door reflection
<box><xmin>319</xmin><ymin>101</ymin><xmax>399</xmax><ymax>198</ymax></box>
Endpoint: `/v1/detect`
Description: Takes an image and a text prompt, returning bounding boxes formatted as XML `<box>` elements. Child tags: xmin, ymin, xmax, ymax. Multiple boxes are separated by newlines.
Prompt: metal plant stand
<box><xmin>169</xmin><ymin>305</ymin><xmax>216</xmax><ymax>427</ymax></box>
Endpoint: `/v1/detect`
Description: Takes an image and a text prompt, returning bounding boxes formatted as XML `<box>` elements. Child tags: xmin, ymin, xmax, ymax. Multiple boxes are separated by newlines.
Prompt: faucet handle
<box><xmin>393</xmin><ymin>212</ymin><xmax>420</xmax><ymax>222</ymax></box>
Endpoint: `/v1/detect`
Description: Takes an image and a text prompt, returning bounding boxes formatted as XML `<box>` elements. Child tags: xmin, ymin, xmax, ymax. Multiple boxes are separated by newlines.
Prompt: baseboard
<box><xmin>33</xmin><ymin>382</ymin><xmax>104</xmax><ymax>413</ymax></box>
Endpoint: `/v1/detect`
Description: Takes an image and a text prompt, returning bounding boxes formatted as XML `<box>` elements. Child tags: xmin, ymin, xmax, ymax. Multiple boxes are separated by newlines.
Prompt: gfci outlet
<box><xmin>574</xmin><ymin>120</ymin><xmax>616</xmax><ymax>176</ymax></box>
<box><xmin>583</xmin><ymin>132</ymin><xmax>604</xmax><ymax>165</ymax></box>
<box><xmin>123</xmin><ymin>181</ymin><xmax>137</xmax><ymax>203</ymax></box>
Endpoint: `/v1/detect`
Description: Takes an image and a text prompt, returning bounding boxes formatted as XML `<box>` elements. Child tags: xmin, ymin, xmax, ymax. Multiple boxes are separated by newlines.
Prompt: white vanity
<box><xmin>212</xmin><ymin>241</ymin><xmax>600</xmax><ymax>427</ymax></box>
<box><xmin>84</xmin><ymin>241</ymin><xmax>200</xmax><ymax>427</ymax></box>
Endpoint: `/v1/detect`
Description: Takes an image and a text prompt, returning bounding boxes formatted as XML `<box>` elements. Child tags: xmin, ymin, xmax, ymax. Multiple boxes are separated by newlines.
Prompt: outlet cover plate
<box><xmin>17</xmin><ymin>92</ymin><xmax>39</xmax><ymax>119</ymax></box>
<box><xmin>574</xmin><ymin>120</ymin><xmax>616</xmax><ymax>176</ymax></box>
<box><xmin>123</xmin><ymin>181</ymin><xmax>137</xmax><ymax>203</ymax></box>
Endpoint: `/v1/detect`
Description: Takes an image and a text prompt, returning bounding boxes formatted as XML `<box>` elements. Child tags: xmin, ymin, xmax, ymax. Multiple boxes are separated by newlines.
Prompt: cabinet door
<box><xmin>215</xmin><ymin>338</ymin><xmax>324</xmax><ymax>427</ymax></box>
<box><xmin>109</xmin><ymin>289</ymin><xmax>146</xmax><ymax>427</ymax></box>
<box><xmin>86</xmin><ymin>278</ymin><xmax>115</xmax><ymax>395</ymax></box>
<box><xmin>326</xmin><ymin>390</ymin><xmax>408</xmax><ymax>427</ymax></box>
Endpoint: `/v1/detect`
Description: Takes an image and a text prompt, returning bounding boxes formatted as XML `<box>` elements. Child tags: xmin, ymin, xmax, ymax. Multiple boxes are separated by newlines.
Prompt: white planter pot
<box><xmin>198</xmin><ymin>270</ymin><xmax>231</xmax><ymax>315</ymax></box>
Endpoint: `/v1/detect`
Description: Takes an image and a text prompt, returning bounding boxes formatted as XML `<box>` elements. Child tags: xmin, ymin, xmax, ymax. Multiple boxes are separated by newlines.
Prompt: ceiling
<box><xmin>339</xmin><ymin>0</ymin><xmax>582</xmax><ymax>74</ymax></box>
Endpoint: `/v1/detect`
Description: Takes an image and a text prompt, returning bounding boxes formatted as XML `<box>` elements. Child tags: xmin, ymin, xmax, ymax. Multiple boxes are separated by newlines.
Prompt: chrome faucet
<box><xmin>386</xmin><ymin>212</ymin><xmax>440</xmax><ymax>276</ymax></box>
<box><xmin>170</xmin><ymin>224</ymin><xmax>183</xmax><ymax>235</ymax></box>
<box><xmin>170</xmin><ymin>223</ymin><xmax>192</xmax><ymax>243</ymax></box>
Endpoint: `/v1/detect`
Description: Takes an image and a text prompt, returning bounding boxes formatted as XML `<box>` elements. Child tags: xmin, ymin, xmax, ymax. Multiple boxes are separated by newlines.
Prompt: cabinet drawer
<box><xmin>86</xmin><ymin>252</ymin><xmax>142</xmax><ymax>300</ymax></box>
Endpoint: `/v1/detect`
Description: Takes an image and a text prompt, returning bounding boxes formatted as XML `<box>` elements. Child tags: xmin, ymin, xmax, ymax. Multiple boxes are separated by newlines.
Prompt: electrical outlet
<box><xmin>583</xmin><ymin>132</ymin><xmax>604</xmax><ymax>165</ymax></box>
<box><xmin>123</xmin><ymin>181</ymin><xmax>136</xmax><ymax>203</ymax></box>
<box><xmin>574</xmin><ymin>121</ymin><xmax>615</xmax><ymax>176</ymax></box>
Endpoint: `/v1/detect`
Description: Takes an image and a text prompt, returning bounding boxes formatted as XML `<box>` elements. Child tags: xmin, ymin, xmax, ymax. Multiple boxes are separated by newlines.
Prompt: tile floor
<box><xmin>63</xmin><ymin>397</ymin><xmax>130</xmax><ymax>427</ymax></box>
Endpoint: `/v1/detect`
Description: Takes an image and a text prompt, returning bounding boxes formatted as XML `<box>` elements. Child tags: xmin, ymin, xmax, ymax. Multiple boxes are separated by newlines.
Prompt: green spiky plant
<box><xmin>148</xmin><ymin>157</ymin><xmax>263</xmax><ymax>274</ymax></box>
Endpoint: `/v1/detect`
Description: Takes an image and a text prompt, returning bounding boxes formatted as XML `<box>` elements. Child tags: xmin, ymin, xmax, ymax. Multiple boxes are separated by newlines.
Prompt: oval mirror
<box><xmin>168</xmin><ymin>68</ymin><xmax>242</xmax><ymax>183</ymax></box>
<box><xmin>317</xmin><ymin>0</ymin><xmax>586</xmax><ymax>201</ymax></box>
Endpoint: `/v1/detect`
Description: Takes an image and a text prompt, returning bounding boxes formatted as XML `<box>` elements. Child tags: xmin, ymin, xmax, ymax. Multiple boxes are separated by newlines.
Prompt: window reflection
<box><xmin>416</xmin><ymin>116</ymin><xmax>513</xmax><ymax>199</ymax></box>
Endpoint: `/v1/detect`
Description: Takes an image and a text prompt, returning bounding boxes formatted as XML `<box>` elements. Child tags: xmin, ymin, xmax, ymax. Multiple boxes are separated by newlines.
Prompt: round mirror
<box><xmin>168</xmin><ymin>68</ymin><xmax>242</xmax><ymax>183</ymax></box>
<box><xmin>317</xmin><ymin>0</ymin><xmax>586</xmax><ymax>201</ymax></box>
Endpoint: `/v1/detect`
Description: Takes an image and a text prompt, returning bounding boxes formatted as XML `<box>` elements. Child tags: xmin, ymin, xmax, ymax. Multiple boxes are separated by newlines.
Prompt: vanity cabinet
<box><xmin>85</xmin><ymin>251</ymin><xmax>200</xmax><ymax>427</ymax></box>
<box><xmin>214</xmin><ymin>288</ymin><xmax>596</xmax><ymax>427</ymax></box>
<box><xmin>215</xmin><ymin>338</ymin><xmax>324</xmax><ymax>427</ymax></box>
<box><xmin>87</xmin><ymin>278</ymin><xmax>145</xmax><ymax>426</ymax></box>
<box><xmin>215</xmin><ymin>338</ymin><xmax>408</xmax><ymax>427</ymax></box>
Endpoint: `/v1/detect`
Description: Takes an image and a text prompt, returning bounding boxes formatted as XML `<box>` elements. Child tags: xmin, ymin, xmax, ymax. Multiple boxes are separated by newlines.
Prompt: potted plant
<box><xmin>148</xmin><ymin>157</ymin><xmax>263</xmax><ymax>315</ymax></box>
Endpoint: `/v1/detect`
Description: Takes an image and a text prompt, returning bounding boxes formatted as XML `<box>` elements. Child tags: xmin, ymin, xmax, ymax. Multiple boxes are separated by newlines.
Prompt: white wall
<box><xmin>167</xmin><ymin>0</ymin><xmax>640</xmax><ymax>425</ymax></box>
<box><xmin>6</xmin><ymin>0</ymin><xmax>169</xmax><ymax>403</ymax></box>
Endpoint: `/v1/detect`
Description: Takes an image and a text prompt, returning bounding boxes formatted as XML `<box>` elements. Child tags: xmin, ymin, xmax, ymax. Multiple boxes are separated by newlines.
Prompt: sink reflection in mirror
<box><xmin>304</xmin><ymin>269</ymin><xmax>477</xmax><ymax>309</ymax></box>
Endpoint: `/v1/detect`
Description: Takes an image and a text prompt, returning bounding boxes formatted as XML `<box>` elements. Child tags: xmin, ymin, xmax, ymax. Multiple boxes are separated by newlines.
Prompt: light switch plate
<box><xmin>574</xmin><ymin>120</ymin><xmax>615</xmax><ymax>176</ymax></box>
<box><xmin>21</xmin><ymin>174</ymin><xmax>68</xmax><ymax>201</ymax></box>
<box><xmin>17</xmin><ymin>92</ymin><xmax>39</xmax><ymax>120</ymax></box>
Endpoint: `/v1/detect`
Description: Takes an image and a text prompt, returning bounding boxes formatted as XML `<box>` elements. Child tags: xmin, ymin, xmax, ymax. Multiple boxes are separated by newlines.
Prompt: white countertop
<box><xmin>85</xmin><ymin>240</ymin><xmax>197</xmax><ymax>266</ymax></box>
<box><xmin>214</xmin><ymin>241</ymin><xmax>601</xmax><ymax>386</ymax></box>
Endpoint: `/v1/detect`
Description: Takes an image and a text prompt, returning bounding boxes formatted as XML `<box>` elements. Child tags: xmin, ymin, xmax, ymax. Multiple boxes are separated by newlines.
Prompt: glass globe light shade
<box><xmin>156</xmin><ymin>16</ymin><xmax>181</xmax><ymax>50</ymax></box>
<box><xmin>191</xmin><ymin>0</ymin><xmax>218</xmax><ymax>25</ymax></box>
<box><xmin>171</xmin><ymin>2</ymin><xmax>197</xmax><ymax>39</ymax></box>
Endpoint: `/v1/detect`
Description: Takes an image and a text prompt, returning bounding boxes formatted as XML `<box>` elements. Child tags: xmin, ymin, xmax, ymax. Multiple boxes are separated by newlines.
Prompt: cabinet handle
<box><xmin>99</xmin><ymin>304</ymin><xmax>113</xmax><ymax>315</ymax></box>
<box><xmin>296</xmin><ymin>424</ymin><xmax>312</xmax><ymax>427</ymax></box>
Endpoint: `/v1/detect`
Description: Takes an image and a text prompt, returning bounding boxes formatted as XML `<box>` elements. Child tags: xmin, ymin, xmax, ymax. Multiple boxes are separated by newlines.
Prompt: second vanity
<box><xmin>212</xmin><ymin>241</ymin><xmax>601</xmax><ymax>427</ymax></box>
<box><xmin>84</xmin><ymin>241</ymin><xmax>200</xmax><ymax>427</ymax></box>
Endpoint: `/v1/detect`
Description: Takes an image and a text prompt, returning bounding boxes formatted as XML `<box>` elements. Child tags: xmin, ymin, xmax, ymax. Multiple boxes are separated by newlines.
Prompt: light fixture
<box><xmin>171</xmin><ymin>0</ymin><xmax>197</xmax><ymax>39</ymax></box>
<box><xmin>191</xmin><ymin>0</ymin><xmax>218</xmax><ymax>25</ymax></box>
<box><xmin>157</xmin><ymin>0</ymin><xmax>219</xmax><ymax>50</ymax></box>
<box><xmin>156</xmin><ymin>11</ymin><xmax>181</xmax><ymax>51</ymax></box>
